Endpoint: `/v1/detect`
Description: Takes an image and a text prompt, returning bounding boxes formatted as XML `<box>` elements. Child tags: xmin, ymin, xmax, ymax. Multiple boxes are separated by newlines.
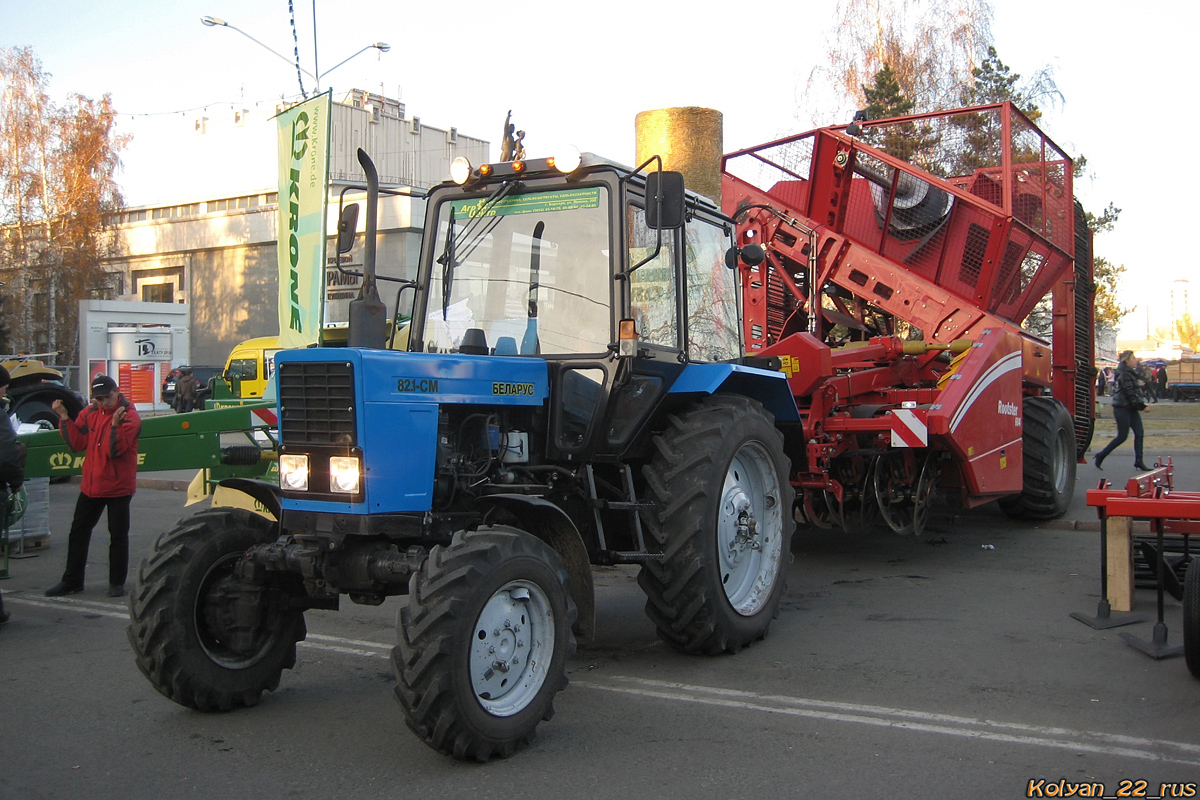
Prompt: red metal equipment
<box><xmin>1083</xmin><ymin>461</ymin><xmax>1198</xmax><ymax>660</ymax></box>
<box><xmin>721</xmin><ymin>103</ymin><xmax>1094</xmax><ymax>531</ymax></box>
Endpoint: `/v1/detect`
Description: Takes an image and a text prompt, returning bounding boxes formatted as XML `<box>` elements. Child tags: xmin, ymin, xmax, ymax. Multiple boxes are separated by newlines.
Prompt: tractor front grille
<box><xmin>278</xmin><ymin>361</ymin><xmax>357</xmax><ymax>446</ymax></box>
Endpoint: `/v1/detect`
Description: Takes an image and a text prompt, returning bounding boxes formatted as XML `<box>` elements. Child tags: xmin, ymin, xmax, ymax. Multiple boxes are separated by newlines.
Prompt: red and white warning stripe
<box><xmin>890</xmin><ymin>409</ymin><xmax>928</xmax><ymax>447</ymax></box>
<box><xmin>252</xmin><ymin>407</ymin><xmax>278</xmax><ymax>426</ymax></box>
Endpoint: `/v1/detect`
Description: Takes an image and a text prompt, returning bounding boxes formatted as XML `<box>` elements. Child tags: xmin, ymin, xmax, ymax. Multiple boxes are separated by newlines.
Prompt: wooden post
<box><xmin>1105</xmin><ymin>515</ymin><xmax>1134</xmax><ymax>611</ymax></box>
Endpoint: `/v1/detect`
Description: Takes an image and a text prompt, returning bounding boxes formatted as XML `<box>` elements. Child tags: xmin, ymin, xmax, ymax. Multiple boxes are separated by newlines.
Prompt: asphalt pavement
<box><xmin>1</xmin><ymin>455</ymin><xmax>1198</xmax><ymax>799</ymax></box>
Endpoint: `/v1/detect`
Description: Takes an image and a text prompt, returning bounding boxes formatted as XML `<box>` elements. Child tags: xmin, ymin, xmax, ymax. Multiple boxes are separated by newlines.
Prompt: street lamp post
<box><xmin>200</xmin><ymin>15</ymin><xmax>388</xmax><ymax>97</ymax></box>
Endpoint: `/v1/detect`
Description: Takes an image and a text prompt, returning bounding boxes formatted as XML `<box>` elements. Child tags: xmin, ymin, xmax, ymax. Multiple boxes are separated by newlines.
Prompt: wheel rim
<box><xmin>873</xmin><ymin>455</ymin><xmax>914</xmax><ymax>535</ymax></box>
<box><xmin>717</xmin><ymin>441</ymin><xmax>784</xmax><ymax>616</ymax></box>
<box><xmin>195</xmin><ymin>553</ymin><xmax>283</xmax><ymax>669</ymax></box>
<box><xmin>911</xmin><ymin>453</ymin><xmax>939</xmax><ymax>536</ymax></box>
<box><xmin>469</xmin><ymin>579</ymin><xmax>555</xmax><ymax>717</ymax></box>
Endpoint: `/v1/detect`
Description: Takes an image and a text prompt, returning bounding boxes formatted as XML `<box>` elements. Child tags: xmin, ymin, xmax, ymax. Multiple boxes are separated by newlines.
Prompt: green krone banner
<box><xmin>276</xmin><ymin>92</ymin><xmax>332</xmax><ymax>349</ymax></box>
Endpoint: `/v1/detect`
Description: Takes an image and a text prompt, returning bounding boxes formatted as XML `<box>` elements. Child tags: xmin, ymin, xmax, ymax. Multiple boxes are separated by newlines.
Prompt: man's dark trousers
<box><xmin>62</xmin><ymin>493</ymin><xmax>132</xmax><ymax>587</ymax></box>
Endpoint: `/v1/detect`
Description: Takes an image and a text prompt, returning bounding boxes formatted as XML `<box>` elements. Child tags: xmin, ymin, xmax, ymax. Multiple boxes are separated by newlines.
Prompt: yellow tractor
<box><xmin>1</xmin><ymin>352</ymin><xmax>85</xmax><ymax>428</ymax></box>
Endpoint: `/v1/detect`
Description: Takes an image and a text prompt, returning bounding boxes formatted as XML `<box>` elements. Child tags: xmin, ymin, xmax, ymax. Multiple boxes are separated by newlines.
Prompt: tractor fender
<box><xmin>215</xmin><ymin>477</ymin><xmax>283</xmax><ymax>521</ymax></box>
<box><xmin>479</xmin><ymin>493</ymin><xmax>595</xmax><ymax>642</ymax></box>
<box><xmin>666</xmin><ymin>363</ymin><xmax>800</xmax><ymax>422</ymax></box>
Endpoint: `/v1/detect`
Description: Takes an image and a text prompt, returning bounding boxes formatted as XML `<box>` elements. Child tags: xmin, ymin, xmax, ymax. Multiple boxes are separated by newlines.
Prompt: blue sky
<box><xmin>6</xmin><ymin>0</ymin><xmax>1195</xmax><ymax>341</ymax></box>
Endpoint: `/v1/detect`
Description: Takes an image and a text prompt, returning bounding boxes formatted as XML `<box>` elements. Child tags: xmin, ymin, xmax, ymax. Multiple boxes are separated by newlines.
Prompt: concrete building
<box><xmin>99</xmin><ymin>90</ymin><xmax>487</xmax><ymax>371</ymax></box>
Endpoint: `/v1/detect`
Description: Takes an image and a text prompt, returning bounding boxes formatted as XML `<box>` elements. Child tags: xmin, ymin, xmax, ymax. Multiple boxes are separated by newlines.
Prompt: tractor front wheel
<box><xmin>392</xmin><ymin>526</ymin><xmax>576</xmax><ymax>761</ymax></box>
<box><xmin>127</xmin><ymin>508</ymin><xmax>307</xmax><ymax>711</ymax></box>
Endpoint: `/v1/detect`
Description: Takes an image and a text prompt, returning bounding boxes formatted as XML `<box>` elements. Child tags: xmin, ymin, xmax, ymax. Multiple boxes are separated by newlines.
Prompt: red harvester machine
<box><xmin>722</xmin><ymin>102</ymin><xmax>1094</xmax><ymax>533</ymax></box>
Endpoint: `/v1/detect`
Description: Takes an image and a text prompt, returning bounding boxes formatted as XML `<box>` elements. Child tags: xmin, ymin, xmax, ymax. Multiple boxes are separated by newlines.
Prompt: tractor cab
<box><xmin>402</xmin><ymin>152</ymin><xmax>748</xmax><ymax>461</ymax></box>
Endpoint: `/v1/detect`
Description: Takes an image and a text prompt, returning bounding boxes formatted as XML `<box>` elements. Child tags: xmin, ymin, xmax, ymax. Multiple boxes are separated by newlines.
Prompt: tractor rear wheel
<box><xmin>1185</xmin><ymin>559</ymin><xmax>1200</xmax><ymax>679</ymax></box>
<box><xmin>393</xmin><ymin>526</ymin><xmax>576</xmax><ymax>761</ymax></box>
<box><xmin>999</xmin><ymin>397</ymin><xmax>1076</xmax><ymax>521</ymax></box>
<box><xmin>638</xmin><ymin>395</ymin><xmax>795</xmax><ymax>654</ymax></box>
<box><xmin>127</xmin><ymin>508</ymin><xmax>306</xmax><ymax>711</ymax></box>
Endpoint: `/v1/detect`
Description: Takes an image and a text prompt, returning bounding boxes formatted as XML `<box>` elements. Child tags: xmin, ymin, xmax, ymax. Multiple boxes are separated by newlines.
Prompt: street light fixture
<box><xmin>200</xmin><ymin>15</ymin><xmax>388</xmax><ymax>96</ymax></box>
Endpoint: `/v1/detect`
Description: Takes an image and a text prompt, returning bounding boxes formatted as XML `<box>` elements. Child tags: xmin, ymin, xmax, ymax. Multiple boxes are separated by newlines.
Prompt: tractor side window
<box><xmin>684</xmin><ymin>219</ymin><xmax>741</xmax><ymax>362</ymax></box>
<box><xmin>627</xmin><ymin>205</ymin><xmax>678</xmax><ymax>350</ymax></box>
<box><xmin>555</xmin><ymin>367</ymin><xmax>607</xmax><ymax>450</ymax></box>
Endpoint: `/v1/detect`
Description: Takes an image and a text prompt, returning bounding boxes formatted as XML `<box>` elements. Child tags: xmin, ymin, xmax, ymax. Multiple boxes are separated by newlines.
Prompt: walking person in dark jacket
<box><xmin>0</xmin><ymin>365</ymin><xmax>28</xmax><ymax>625</ymax></box>
<box><xmin>45</xmin><ymin>374</ymin><xmax>141</xmax><ymax>597</ymax></box>
<box><xmin>1093</xmin><ymin>350</ymin><xmax>1150</xmax><ymax>471</ymax></box>
<box><xmin>174</xmin><ymin>368</ymin><xmax>199</xmax><ymax>413</ymax></box>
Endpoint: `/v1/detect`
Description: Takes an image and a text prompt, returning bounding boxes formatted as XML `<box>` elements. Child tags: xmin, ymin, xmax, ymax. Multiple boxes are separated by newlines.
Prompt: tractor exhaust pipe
<box><xmin>348</xmin><ymin>148</ymin><xmax>387</xmax><ymax>349</ymax></box>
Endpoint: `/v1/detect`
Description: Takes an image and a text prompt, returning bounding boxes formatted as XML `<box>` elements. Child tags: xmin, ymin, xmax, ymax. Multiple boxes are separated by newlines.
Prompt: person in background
<box><xmin>174</xmin><ymin>367</ymin><xmax>199</xmax><ymax>413</ymax></box>
<box><xmin>1137</xmin><ymin>362</ymin><xmax>1158</xmax><ymax>404</ymax></box>
<box><xmin>45</xmin><ymin>374</ymin><xmax>141</xmax><ymax>597</ymax></box>
<box><xmin>1157</xmin><ymin>365</ymin><xmax>1169</xmax><ymax>400</ymax></box>
<box><xmin>0</xmin><ymin>365</ymin><xmax>28</xmax><ymax>625</ymax></box>
<box><xmin>1093</xmin><ymin>350</ymin><xmax>1150</xmax><ymax>472</ymax></box>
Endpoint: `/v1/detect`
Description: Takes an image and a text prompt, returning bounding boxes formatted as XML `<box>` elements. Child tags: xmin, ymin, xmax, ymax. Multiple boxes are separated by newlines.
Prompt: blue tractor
<box><xmin>128</xmin><ymin>149</ymin><xmax>797</xmax><ymax>760</ymax></box>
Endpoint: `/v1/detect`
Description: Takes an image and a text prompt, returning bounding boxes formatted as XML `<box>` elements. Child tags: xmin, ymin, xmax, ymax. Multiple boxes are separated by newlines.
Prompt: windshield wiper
<box><xmin>437</xmin><ymin>180</ymin><xmax>517</xmax><ymax>321</ymax></box>
<box><xmin>438</xmin><ymin>210</ymin><xmax>456</xmax><ymax>321</ymax></box>
<box><xmin>521</xmin><ymin>220</ymin><xmax>545</xmax><ymax>355</ymax></box>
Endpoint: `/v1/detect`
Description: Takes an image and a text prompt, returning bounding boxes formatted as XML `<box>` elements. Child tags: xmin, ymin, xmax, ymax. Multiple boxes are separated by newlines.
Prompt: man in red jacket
<box><xmin>45</xmin><ymin>374</ymin><xmax>141</xmax><ymax>597</ymax></box>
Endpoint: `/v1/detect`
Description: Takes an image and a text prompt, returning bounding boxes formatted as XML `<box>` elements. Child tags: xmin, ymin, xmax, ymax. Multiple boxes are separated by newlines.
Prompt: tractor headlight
<box><xmin>280</xmin><ymin>454</ymin><xmax>309</xmax><ymax>491</ymax></box>
<box><xmin>329</xmin><ymin>456</ymin><xmax>361</xmax><ymax>494</ymax></box>
<box><xmin>450</xmin><ymin>156</ymin><xmax>473</xmax><ymax>185</ymax></box>
<box><xmin>549</xmin><ymin>145</ymin><xmax>582</xmax><ymax>174</ymax></box>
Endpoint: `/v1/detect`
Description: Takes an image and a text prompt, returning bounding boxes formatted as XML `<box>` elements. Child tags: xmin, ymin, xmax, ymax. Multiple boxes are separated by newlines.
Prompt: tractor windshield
<box><xmin>422</xmin><ymin>185</ymin><xmax>612</xmax><ymax>356</ymax></box>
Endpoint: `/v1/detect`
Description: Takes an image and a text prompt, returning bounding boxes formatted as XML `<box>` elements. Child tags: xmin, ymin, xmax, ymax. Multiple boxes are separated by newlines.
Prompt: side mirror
<box><xmin>724</xmin><ymin>243</ymin><xmax>766</xmax><ymax>269</ymax></box>
<box><xmin>645</xmin><ymin>171</ymin><xmax>685</xmax><ymax>230</ymax></box>
<box><xmin>337</xmin><ymin>203</ymin><xmax>360</xmax><ymax>254</ymax></box>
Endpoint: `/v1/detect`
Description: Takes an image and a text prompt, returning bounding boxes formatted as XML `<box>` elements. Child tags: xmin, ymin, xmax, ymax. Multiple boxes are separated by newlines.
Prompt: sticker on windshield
<box><xmin>452</xmin><ymin>187</ymin><xmax>601</xmax><ymax>220</ymax></box>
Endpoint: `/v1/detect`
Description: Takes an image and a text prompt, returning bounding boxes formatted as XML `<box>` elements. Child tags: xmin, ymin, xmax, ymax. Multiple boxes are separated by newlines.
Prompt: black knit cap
<box><xmin>0</xmin><ymin>364</ymin><xmax>9</xmax><ymax>387</ymax></box>
<box><xmin>90</xmin><ymin>374</ymin><xmax>118</xmax><ymax>398</ymax></box>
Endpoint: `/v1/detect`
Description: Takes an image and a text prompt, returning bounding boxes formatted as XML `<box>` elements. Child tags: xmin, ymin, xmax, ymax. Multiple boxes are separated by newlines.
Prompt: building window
<box><xmin>142</xmin><ymin>282</ymin><xmax>175</xmax><ymax>303</ymax></box>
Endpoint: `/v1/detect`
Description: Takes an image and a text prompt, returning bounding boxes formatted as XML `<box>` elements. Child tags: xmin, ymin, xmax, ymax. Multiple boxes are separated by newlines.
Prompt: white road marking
<box><xmin>14</xmin><ymin>595</ymin><xmax>1198</xmax><ymax>766</ymax></box>
<box><xmin>301</xmin><ymin>633</ymin><xmax>392</xmax><ymax>660</ymax></box>
<box><xmin>9</xmin><ymin>596</ymin><xmax>129</xmax><ymax>620</ymax></box>
<box><xmin>577</xmin><ymin>675</ymin><xmax>1200</xmax><ymax>767</ymax></box>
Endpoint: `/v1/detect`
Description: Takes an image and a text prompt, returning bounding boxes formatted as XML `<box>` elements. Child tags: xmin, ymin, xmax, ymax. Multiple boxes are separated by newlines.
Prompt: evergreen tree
<box><xmin>862</xmin><ymin>63</ymin><xmax>913</xmax><ymax>120</ymax></box>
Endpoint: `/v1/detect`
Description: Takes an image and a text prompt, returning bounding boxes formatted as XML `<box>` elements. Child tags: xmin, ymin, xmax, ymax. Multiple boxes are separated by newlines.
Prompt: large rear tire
<box><xmin>638</xmin><ymin>395</ymin><xmax>795</xmax><ymax>654</ymax></box>
<box><xmin>393</xmin><ymin>526</ymin><xmax>576</xmax><ymax>761</ymax></box>
<box><xmin>127</xmin><ymin>508</ymin><xmax>306</xmax><ymax>711</ymax></box>
<box><xmin>999</xmin><ymin>397</ymin><xmax>1076</xmax><ymax>521</ymax></box>
<box><xmin>1185</xmin><ymin>559</ymin><xmax>1200</xmax><ymax>680</ymax></box>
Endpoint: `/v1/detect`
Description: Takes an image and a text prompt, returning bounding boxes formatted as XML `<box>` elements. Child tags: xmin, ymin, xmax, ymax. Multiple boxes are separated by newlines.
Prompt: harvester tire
<box><xmin>999</xmin><ymin>397</ymin><xmax>1076</xmax><ymax>521</ymax></box>
<box><xmin>127</xmin><ymin>508</ymin><xmax>306</xmax><ymax>711</ymax></box>
<box><xmin>1185</xmin><ymin>559</ymin><xmax>1200</xmax><ymax>679</ymax></box>
<box><xmin>638</xmin><ymin>395</ymin><xmax>795</xmax><ymax>654</ymax></box>
<box><xmin>393</xmin><ymin>526</ymin><xmax>576</xmax><ymax>761</ymax></box>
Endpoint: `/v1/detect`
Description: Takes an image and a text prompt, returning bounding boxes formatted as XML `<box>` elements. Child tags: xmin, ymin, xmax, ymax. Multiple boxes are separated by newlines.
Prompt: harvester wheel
<box><xmin>393</xmin><ymin>526</ymin><xmax>576</xmax><ymax>761</ymax></box>
<box><xmin>638</xmin><ymin>395</ymin><xmax>795</xmax><ymax>654</ymax></box>
<box><xmin>1185</xmin><ymin>559</ymin><xmax>1200</xmax><ymax>679</ymax></box>
<box><xmin>911</xmin><ymin>451</ymin><xmax>940</xmax><ymax>537</ymax></box>
<box><xmin>127</xmin><ymin>508</ymin><xmax>306</xmax><ymax>711</ymax></box>
<box><xmin>999</xmin><ymin>397</ymin><xmax>1076</xmax><ymax>520</ymax></box>
<box><xmin>873</xmin><ymin>453</ymin><xmax>916</xmax><ymax>535</ymax></box>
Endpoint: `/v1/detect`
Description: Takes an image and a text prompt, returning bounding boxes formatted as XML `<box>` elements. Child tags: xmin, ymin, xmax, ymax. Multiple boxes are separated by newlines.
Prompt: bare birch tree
<box><xmin>802</xmin><ymin>0</ymin><xmax>994</xmax><ymax>123</ymax></box>
<box><xmin>0</xmin><ymin>46</ymin><xmax>127</xmax><ymax>363</ymax></box>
